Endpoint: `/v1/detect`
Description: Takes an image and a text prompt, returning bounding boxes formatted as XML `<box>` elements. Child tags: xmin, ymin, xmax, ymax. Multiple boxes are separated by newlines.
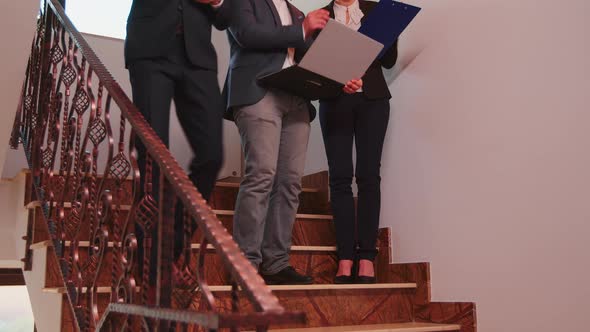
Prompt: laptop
<box><xmin>257</xmin><ymin>19</ymin><xmax>384</xmax><ymax>100</ymax></box>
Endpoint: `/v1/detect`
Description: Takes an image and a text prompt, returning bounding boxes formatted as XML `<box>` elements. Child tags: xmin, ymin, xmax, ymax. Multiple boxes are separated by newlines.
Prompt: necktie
<box><xmin>346</xmin><ymin>7</ymin><xmax>350</xmax><ymax>25</ymax></box>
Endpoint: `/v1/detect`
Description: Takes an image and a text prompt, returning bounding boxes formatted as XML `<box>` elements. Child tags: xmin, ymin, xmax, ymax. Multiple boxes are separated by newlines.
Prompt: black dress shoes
<box><xmin>262</xmin><ymin>266</ymin><xmax>313</xmax><ymax>285</ymax></box>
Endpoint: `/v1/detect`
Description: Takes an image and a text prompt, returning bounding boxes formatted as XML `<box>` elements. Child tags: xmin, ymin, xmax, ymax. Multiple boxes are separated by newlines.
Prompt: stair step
<box><xmin>266</xmin><ymin>322</ymin><xmax>461</xmax><ymax>332</ymax></box>
<box><xmin>215</xmin><ymin>210</ymin><xmax>337</xmax><ymax>247</ymax></box>
<box><xmin>24</xmin><ymin>174</ymin><xmax>330</xmax><ymax>215</ymax></box>
<box><xmin>31</xmin><ymin>240</ymin><xmax>338</xmax><ymax>252</ymax></box>
<box><xmin>28</xmin><ymin>205</ymin><xmax>338</xmax><ymax>246</ymax></box>
<box><xmin>50</xmin><ymin>282</ymin><xmax>419</xmax><ymax>329</ymax></box>
<box><xmin>31</xmin><ymin>240</ymin><xmax>399</xmax><ymax>288</ymax></box>
<box><xmin>43</xmin><ymin>283</ymin><xmax>417</xmax><ymax>294</ymax></box>
<box><xmin>31</xmin><ymin>240</ymin><xmax>342</xmax><ymax>287</ymax></box>
<box><xmin>26</xmin><ymin>202</ymin><xmax>332</xmax><ymax>219</ymax></box>
<box><xmin>243</xmin><ymin>283</ymin><xmax>416</xmax><ymax>291</ymax></box>
<box><xmin>210</xmin><ymin>181</ymin><xmax>330</xmax><ymax>214</ymax></box>
<box><xmin>216</xmin><ymin>181</ymin><xmax>322</xmax><ymax>192</ymax></box>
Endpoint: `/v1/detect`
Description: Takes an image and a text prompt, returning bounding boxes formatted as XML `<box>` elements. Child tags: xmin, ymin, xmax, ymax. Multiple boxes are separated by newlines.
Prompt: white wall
<box><xmin>0</xmin><ymin>286</ymin><xmax>35</xmax><ymax>331</ymax></box>
<box><xmin>0</xmin><ymin>0</ymin><xmax>39</xmax><ymax>266</ymax></box>
<box><xmin>379</xmin><ymin>0</ymin><xmax>590</xmax><ymax>331</ymax></box>
<box><xmin>0</xmin><ymin>0</ymin><xmax>41</xmax><ymax>177</ymax></box>
<box><xmin>65</xmin><ymin>0</ymin><xmax>131</xmax><ymax>39</ymax></box>
<box><xmin>0</xmin><ymin>172</ymin><xmax>28</xmax><ymax>268</ymax></box>
<box><xmin>0</xmin><ymin>178</ymin><xmax>20</xmax><ymax>266</ymax></box>
<box><xmin>23</xmin><ymin>246</ymin><xmax>64</xmax><ymax>332</ymax></box>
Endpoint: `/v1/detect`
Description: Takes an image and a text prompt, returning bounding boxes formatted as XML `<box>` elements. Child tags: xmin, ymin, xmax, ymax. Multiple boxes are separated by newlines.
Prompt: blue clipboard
<box><xmin>358</xmin><ymin>0</ymin><xmax>421</xmax><ymax>58</ymax></box>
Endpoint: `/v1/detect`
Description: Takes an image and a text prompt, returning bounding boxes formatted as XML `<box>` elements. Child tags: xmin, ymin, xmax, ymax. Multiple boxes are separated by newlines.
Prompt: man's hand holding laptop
<box><xmin>303</xmin><ymin>9</ymin><xmax>330</xmax><ymax>38</ymax></box>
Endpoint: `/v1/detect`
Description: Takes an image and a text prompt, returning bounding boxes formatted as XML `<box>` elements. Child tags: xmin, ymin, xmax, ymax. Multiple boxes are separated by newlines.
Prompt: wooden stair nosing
<box><xmin>25</xmin><ymin>200</ymin><xmax>131</xmax><ymax>210</ymax></box>
<box><xmin>27</xmin><ymin>206</ymin><xmax>336</xmax><ymax>245</ymax></box>
<box><xmin>33</xmin><ymin>239</ymin><xmax>397</xmax><ymax>288</ymax></box>
<box><xmin>21</xmin><ymin>174</ymin><xmax>322</xmax><ymax>192</ymax></box>
<box><xmin>264</xmin><ymin>322</ymin><xmax>461</xmax><ymax>332</ymax></box>
<box><xmin>214</xmin><ymin>209</ymin><xmax>333</xmax><ymax>220</ymax></box>
<box><xmin>216</xmin><ymin>181</ymin><xmax>322</xmax><ymax>193</ymax></box>
<box><xmin>25</xmin><ymin>201</ymin><xmax>333</xmax><ymax>220</ymax></box>
<box><xmin>43</xmin><ymin>282</ymin><xmax>417</xmax><ymax>294</ymax></box>
<box><xmin>29</xmin><ymin>240</ymin><xmax>338</xmax><ymax>253</ymax></box>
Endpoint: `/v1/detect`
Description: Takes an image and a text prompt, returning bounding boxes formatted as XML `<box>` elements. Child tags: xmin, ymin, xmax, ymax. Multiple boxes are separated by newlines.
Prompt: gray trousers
<box><xmin>233</xmin><ymin>90</ymin><xmax>310</xmax><ymax>275</ymax></box>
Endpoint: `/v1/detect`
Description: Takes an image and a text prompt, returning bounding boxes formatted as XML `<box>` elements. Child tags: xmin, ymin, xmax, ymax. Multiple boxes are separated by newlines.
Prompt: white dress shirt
<box><xmin>334</xmin><ymin>0</ymin><xmax>364</xmax><ymax>91</ymax></box>
<box><xmin>333</xmin><ymin>0</ymin><xmax>364</xmax><ymax>31</ymax></box>
<box><xmin>273</xmin><ymin>0</ymin><xmax>297</xmax><ymax>68</ymax></box>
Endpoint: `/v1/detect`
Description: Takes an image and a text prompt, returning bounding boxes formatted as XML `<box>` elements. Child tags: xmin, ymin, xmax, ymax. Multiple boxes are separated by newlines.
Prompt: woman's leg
<box><xmin>320</xmin><ymin>96</ymin><xmax>359</xmax><ymax>272</ymax></box>
<box><xmin>354</xmin><ymin>98</ymin><xmax>391</xmax><ymax>274</ymax></box>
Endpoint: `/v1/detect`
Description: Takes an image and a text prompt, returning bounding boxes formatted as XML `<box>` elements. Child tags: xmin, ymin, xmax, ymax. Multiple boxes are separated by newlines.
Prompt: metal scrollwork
<box><xmin>11</xmin><ymin>1</ymin><xmax>299</xmax><ymax>331</ymax></box>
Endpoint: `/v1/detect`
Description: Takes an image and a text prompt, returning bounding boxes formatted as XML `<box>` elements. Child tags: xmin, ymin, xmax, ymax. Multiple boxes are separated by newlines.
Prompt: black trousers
<box><xmin>128</xmin><ymin>36</ymin><xmax>224</xmax><ymax>281</ymax></box>
<box><xmin>319</xmin><ymin>94</ymin><xmax>390</xmax><ymax>261</ymax></box>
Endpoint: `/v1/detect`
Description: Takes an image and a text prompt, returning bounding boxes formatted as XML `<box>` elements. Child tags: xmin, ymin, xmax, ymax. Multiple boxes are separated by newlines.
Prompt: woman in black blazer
<box><xmin>318</xmin><ymin>0</ymin><xmax>398</xmax><ymax>284</ymax></box>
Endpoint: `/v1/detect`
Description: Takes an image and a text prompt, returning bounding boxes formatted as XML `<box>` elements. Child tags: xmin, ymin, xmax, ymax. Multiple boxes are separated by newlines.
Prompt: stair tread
<box><xmin>266</xmin><ymin>322</ymin><xmax>461</xmax><ymax>332</ymax></box>
<box><xmin>26</xmin><ymin>201</ymin><xmax>131</xmax><ymax>210</ymax></box>
<box><xmin>214</xmin><ymin>209</ymin><xmax>333</xmax><ymax>220</ymax></box>
<box><xmin>43</xmin><ymin>283</ymin><xmax>416</xmax><ymax>294</ymax></box>
<box><xmin>241</xmin><ymin>283</ymin><xmax>417</xmax><ymax>291</ymax></box>
<box><xmin>216</xmin><ymin>181</ymin><xmax>322</xmax><ymax>193</ymax></box>
<box><xmin>21</xmin><ymin>174</ymin><xmax>321</xmax><ymax>192</ymax></box>
<box><xmin>29</xmin><ymin>240</ymin><xmax>338</xmax><ymax>252</ymax></box>
<box><xmin>25</xmin><ymin>202</ymin><xmax>333</xmax><ymax>219</ymax></box>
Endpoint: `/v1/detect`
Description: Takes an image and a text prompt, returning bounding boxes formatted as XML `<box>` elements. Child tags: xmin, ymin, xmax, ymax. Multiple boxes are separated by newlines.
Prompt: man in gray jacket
<box><xmin>224</xmin><ymin>0</ymin><xmax>361</xmax><ymax>284</ymax></box>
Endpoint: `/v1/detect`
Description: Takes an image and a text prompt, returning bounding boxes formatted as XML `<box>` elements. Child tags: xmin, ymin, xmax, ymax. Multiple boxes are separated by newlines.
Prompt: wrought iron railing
<box><xmin>11</xmin><ymin>0</ymin><xmax>304</xmax><ymax>330</ymax></box>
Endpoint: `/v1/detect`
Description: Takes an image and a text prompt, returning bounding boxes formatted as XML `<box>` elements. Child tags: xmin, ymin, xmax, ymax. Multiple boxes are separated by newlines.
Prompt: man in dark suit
<box><xmin>224</xmin><ymin>0</ymin><xmax>361</xmax><ymax>285</ymax></box>
<box><xmin>125</xmin><ymin>0</ymin><xmax>232</xmax><ymax>283</ymax></box>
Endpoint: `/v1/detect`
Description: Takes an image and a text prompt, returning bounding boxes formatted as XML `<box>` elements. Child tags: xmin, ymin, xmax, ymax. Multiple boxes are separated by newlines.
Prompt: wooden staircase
<box><xmin>22</xmin><ymin>172</ymin><xmax>476</xmax><ymax>331</ymax></box>
<box><xmin>12</xmin><ymin>1</ymin><xmax>477</xmax><ymax>330</ymax></box>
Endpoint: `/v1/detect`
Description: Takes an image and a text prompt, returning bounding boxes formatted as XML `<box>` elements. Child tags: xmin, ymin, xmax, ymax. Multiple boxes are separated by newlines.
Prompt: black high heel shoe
<box><xmin>355</xmin><ymin>275</ymin><xmax>376</xmax><ymax>284</ymax></box>
<box><xmin>355</xmin><ymin>259</ymin><xmax>376</xmax><ymax>284</ymax></box>
<box><xmin>334</xmin><ymin>260</ymin><xmax>356</xmax><ymax>284</ymax></box>
<box><xmin>334</xmin><ymin>275</ymin><xmax>355</xmax><ymax>284</ymax></box>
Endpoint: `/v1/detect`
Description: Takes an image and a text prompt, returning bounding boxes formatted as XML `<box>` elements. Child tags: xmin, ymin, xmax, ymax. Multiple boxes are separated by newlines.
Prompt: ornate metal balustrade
<box><xmin>11</xmin><ymin>0</ymin><xmax>304</xmax><ymax>331</ymax></box>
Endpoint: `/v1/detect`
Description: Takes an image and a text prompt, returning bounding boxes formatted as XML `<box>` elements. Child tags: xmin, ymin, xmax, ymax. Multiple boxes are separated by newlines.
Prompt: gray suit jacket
<box><xmin>223</xmin><ymin>0</ymin><xmax>316</xmax><ymax>121</ymax></box>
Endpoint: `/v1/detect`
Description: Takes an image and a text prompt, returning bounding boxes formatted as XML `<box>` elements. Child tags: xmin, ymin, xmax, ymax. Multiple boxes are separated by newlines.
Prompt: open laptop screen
<box><xmin>299</xmin><ymin>19</ymin><xmax>383</xmax><ymax>85</ymax></box>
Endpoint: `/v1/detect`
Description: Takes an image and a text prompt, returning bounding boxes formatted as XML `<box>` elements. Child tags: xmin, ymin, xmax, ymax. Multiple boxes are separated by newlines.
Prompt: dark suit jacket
<box><xmin>223</xmin><ymin>0</ymin><xmax>315</xmax><ymax>121</ymax></box>
<box><xmin>323</xmin><ymin>0</ymin><xmax>398</xmax><ymax>100</ymax></box>
<box><xmin>125</xmin><ymin>0</ymin><xmax>232</xmax><ymax>70</ymax></box>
